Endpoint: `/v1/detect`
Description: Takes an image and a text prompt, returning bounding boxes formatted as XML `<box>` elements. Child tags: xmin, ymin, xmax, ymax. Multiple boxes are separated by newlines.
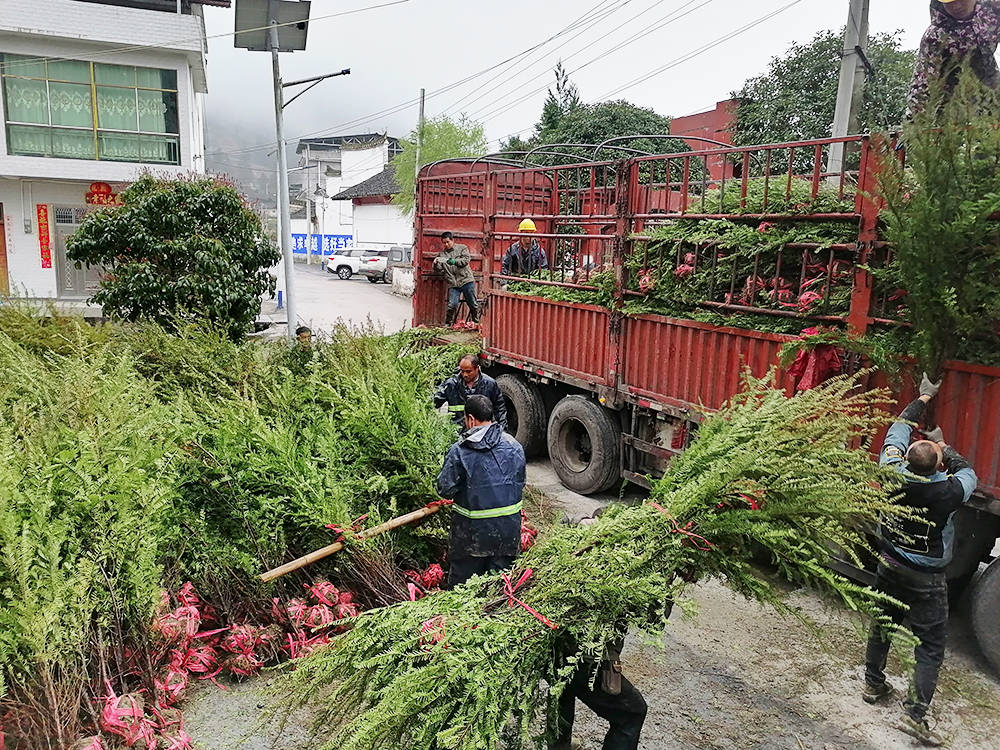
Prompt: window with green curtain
<box><xmin>2</xmin><ymin>53</ymin><xmax>180</xmax><ymax>165</ymax></box>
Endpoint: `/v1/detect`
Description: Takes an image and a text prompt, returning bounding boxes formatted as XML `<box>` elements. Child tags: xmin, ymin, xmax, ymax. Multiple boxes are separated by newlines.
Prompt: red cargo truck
<box><xmin>411</xmin><ymin>135</ymin><xmax>1000</xmax><ymax>671</ymax></box>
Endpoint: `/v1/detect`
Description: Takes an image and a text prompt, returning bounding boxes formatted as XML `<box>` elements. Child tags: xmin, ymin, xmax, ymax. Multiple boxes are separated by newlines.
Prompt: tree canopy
<box><xmin>391</xmin><ymin>114</ymin><xmax>488</xmax><ymax>214</ymax></box>
<box><xmin>67</xmin><ymin>175</ymin><xmax>279</xmax><ymax>340</ymax></box>
<box><xmin>500</xmin><ymin>65</ymin><xmax>684</xmax><ymax>164</ymax></box>
<box><xmin>732</xmin><ymin>28</ymin><xmax>916</xmax><ymax>147</ymax></box>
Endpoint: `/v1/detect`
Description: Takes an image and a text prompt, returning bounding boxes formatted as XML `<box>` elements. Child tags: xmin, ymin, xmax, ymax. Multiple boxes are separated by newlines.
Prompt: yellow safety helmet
<box><xmin>518</xmin><ymin>218</ymin><xmax>537</xmax><ymax>232</ymax></box>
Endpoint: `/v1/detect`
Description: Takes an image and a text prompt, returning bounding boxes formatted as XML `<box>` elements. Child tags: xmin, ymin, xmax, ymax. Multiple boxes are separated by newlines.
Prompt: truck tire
<box><xmin>547</xmin><ymin>395</ymin><xmax>621</xmax><ymax>495</ymax></box>
<box><xmin>947</xmin><ymin>508</ymin><xmax>1000</xmax><ymax>603</ymax></box>
<box><xmin>971</xmin><ymin>556</ymin><xmax>1000</xmax><ymax>675</ymax></box>
<box><xmin>496</xmin><ymin>374</ymin><xmax>546</xmax><ymax>458</ymax></box>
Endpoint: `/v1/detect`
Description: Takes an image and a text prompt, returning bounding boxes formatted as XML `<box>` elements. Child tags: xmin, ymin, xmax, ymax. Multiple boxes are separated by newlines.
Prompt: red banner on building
<box><xmin>36</xmin><ymin>204</ymin><xmax>52</xmax><ymax>269</ymax></box>
<box><xmin>85</xmin><ymin>182</ymin><xmax>123</xmax><ymax>206</ymax></box>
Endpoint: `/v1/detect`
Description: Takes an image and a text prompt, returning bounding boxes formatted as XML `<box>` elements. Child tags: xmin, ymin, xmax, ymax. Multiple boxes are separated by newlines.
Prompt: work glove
<box><xmin>448</xmin><ymin>258</ymin><xmax>456</xmax><ymax>265</ymax></box>
<box><xmin>924</xmin><ymin>425</ymin><xmax>944</xmax><ymax>443</ymax></box>
<box><xmin>919</xmin><ymin>372</ymin><xmax>941</xmax><ymax>398</ymax></box>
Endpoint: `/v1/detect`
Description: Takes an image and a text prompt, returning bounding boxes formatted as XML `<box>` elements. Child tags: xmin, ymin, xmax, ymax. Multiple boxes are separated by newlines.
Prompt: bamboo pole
<box><xmin>259</xmin><ymin>503</ymin><xmax>448</xmax><ymax>583</ymax></box>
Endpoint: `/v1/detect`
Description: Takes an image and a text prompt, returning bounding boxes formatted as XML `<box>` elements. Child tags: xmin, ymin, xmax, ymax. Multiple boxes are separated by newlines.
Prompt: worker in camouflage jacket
<box><xmin>433</xmin><ymin>231</ymin><xmax>479</xmax><ymax>325</ymax></box>
<box><xmin>908</xmin><ymin>0</ymin><xmax>1000</xmax><ymax>116</ymax></box>
<box><xmin>862</xmin><ymin>373</ymin><xmax>978</xmax><ymax>747</ymax></box>
<box><xmin>436</xmin><ymin>394</ymin><xmax>525</xmax><ymax>588</ymax></box>
<box><xmin>433</xmin><ymin>354</ymin><xmax>507</xmax><ymax>430</ymax></box>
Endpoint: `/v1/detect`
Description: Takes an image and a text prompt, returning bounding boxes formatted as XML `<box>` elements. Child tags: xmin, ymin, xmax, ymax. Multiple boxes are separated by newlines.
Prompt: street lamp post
<box><xmin>235</xmin><ymin>0</ymin><xmax>350</xmax><ymax>339</ymax></box>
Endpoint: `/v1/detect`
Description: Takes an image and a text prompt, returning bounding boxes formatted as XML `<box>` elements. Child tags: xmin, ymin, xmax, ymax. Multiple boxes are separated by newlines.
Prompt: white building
<box><xmin>289</xmin><ymin>133</ymin><xmax>412</xmax><ymax>259</ymax></box>
<box><xmin>0</xmin><ymin>0</ymin><xmax>220</xmax><ymax>305</ymax></box>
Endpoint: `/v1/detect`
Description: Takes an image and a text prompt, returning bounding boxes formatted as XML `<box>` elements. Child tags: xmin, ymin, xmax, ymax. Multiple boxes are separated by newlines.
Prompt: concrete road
<box><xmin>259</xmin><ymin>263</ymin><xmax>412</xmax><ymax>335</ymax></box>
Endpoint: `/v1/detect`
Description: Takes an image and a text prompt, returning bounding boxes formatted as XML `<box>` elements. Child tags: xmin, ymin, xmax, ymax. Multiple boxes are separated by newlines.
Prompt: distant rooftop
<box><xmin>297</xmin><ymin>133</ymin><xmax>401</xmax><ymax>155</ymax></box>
<box><xmin>73</xmin><ymin>0</ymin><xmax>230</xmax><ymax>11</ymax></box>
<box><xmin>329</xmin><ymin>165</ymin><xmax>400</xmax><ymax>200</ymax></box>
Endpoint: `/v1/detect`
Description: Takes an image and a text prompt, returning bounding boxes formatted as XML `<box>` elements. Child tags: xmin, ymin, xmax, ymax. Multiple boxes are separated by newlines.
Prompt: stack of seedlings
<box><xmin>280</xmin><ymin>372</ymin><xmax>907</xmax><ymax>750</ymax></box>
<box><xmin>0</xmin><ymin>309</ymin><xmax>470</xmax><ymax>747</ymax></box>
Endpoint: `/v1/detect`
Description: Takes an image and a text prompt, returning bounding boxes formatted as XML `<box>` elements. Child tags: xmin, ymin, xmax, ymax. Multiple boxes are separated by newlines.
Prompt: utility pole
<box><xmin>269</xmin><ymin>19</ymin><xmax>298</xmax><ymax>341</ymax></box>
<box><xmin>414</xmin><ymin>87</ymin><xmax>425</xmax><ymax>205</ymax></box>
<box><xmin>827</xmin><ymin>0</ymin><xmax>870</xmax><ymax>176</ymax></box>
<box><xmin>304</xmin><ymin>143</ymin><xmax>313</xmax><ymax>265</ymax></box>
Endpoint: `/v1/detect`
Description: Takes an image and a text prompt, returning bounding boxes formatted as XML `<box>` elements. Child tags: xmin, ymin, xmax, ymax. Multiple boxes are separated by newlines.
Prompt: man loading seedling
<box><xmin>501</xmin><ymin>218</ymin><xmax>549</xmax><ymax>277</ymax></box>
<box><xmin>436</xmin><ymin>394</ymin><xmax>526</xmax><ymax>587</ymax></box>
<box><xmin>862</xmin><ymin>373</ymin><xmax>978</xmax><ymax>746</ymax></box>
<box><xmin>434</xmin><ymin>353</ymin><xmax>507</xmax><ymax>430</ymax></box>
<box><xmin>908</xmin><ymin>0</ymin><xmax>1000</xmax><ymax>115</ymax></box>
<box><xmin>433</xmin><ymin>232</ymin><xmax>479</xmax><ymax>326</ymax></box>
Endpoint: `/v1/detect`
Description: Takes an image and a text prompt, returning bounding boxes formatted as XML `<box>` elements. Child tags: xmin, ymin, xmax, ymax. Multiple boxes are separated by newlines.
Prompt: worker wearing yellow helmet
<box><xmin>501</xmin><ymin>218</ymin><xmax>549</xmax><ymax>277</ymax></box>
<box><xmin>908</xmin><ymin>1</ymin><xmax>1000</xmax><ymax>116</ymax></box>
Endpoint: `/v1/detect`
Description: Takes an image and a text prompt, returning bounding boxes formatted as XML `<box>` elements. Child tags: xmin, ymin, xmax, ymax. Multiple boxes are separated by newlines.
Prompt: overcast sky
<box><xmin>202</xmin><ymin>0</ymin><xmax>932</xmax><ymax>165</ymax></box>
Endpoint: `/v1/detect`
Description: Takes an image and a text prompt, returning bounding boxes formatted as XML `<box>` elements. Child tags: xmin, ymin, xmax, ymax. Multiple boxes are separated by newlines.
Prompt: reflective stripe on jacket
<box><xmin>433</xmin><ymin>372</ymin><xmax>507</xmax><ymax>429</ymax></box>
<box><xmin>436</xmin><ymin>422</ymin><xmax>526</xmax><ymax>558</ymax></box>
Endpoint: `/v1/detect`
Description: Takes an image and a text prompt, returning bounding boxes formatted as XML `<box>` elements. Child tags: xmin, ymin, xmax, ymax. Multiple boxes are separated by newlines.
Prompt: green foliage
<box><xmin>280</xmin><ymin>373</ymin><xmax>905</xmax><ymax>750</ymax></box>
<box><xmin>393</xmin><ymin>115</ymin><xmax>489</xmax><ymax>214</ymax></box>
<box><xmin>535</xmin><ymin>61</ymin><xmax>581</xmax><ymax>142</ymax></box>
<box><xmin>0</xmin><ymin>308</ymin><xmax>467</xmax><ymax>744</ymax></box>
<box><xmin>66</xmin><ymin>175</ymin><xmax>280</xmax><ymax>341</ymax></box>
<box><xmin>733</xmin><ymin>28</ymin><xmax>916</xmax><ymax>148</ymax></box>
<box><xmin>501</xmin><ymin>66</ymin><xmax>680</xmax><ymax>163</ymax></box>
<box><xmin>878</xmin><ymin>74</ymin><xmax>1000</xmax><ymax>375</ymax></box>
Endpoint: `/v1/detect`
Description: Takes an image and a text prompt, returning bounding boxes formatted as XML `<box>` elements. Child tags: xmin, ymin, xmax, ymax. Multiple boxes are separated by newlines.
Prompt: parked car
<box><xmin>324</xmin><ymin>249</ymin><xmax>370</xmax><ymax>280</ymax></box>
<box><xmin>360</xmin><ymin>249</ymin><xmax>392</xmax><ymax>283</ymax></box>
<box><xmin>385</xmin><ymin>245</ymin><xmax>413</xmax><ymax>284</ymax></box>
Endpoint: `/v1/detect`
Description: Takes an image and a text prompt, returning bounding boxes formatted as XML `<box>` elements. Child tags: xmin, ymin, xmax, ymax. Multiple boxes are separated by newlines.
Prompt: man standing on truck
<box><xmin>434</xmin><ymin>232</ymin><xmax>479</xmax><ymax>326</ymax></box>
<box><xmin>862</xmin><ymin>373</ymin><xmax>978</xmax><ymax>747</ymax></box>
<box><xmin>434</xmin><ymin>353</ymin><xmax>507</xmax><ymax>430</ymax></box>
<box><xmin>908</xmin><ymin>0</ymin><xmax>1000</xmax><ymax>116</ymax></box>
<box><xmin>502</xmin><ymin>219</ymin><xmax>549</xmax><ymax>277</ymax></box>
<box><xmin>436</xmin><ymin>394</ymin><xmax>525</xmax><ymax>587</ymax></box>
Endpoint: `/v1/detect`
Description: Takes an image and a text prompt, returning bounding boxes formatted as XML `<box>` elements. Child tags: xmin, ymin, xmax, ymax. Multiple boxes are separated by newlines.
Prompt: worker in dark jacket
<box><xmin>908</xmin><ymin>0</ymin><xmax>1000</xmax><ymax>116</ymax></box>
<box><xmin>501</xmin><ymin>218</ymin><xmax>549</xmax><ymax>277</ymax></box>
<box><xmin>551</xmin><ymin>634</ymin><xmax>649</xmax><ymax>750</ymax></box>
<box><xmin>436</xmin><ymin>394</ymin><xmax>526</xmax><ymax>587</ymax></box>
<box><xmin>863</xmin><ymin>373</ymin><xmax>977</xmax><ymax>747</ymax></box>
<box><xmin>434</xmin><ymin>232</ymin><xmax>478</xmax><ymax>325</ymax></box>
<box><xmin>433</xmin><ymin>354</ymin><xmax>507</xmax><ymax>430</ymax></box>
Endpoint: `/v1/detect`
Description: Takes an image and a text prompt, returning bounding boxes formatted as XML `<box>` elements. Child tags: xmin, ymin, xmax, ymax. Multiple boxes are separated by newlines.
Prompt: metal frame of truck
<box><xmin>411</xmin><ymin>135</ymin><xmax>1000</xmax><ymax>671</ymax></box>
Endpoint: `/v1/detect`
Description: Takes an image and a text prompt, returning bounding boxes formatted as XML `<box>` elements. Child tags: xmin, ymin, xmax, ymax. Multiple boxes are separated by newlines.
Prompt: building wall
<box><xmin>353</xmin><ymin>200</ymin><xmax>412</xmax><ymax>249</ymax></box>
<box><xmin>0</xmin><ymin>0</ymin><xmax>208</xmax><ymax>300</ymax></box>
<box><xmin>670</xmin><ymin>99</ymin><xmax>739</xmax><ymax>182</ymax></box>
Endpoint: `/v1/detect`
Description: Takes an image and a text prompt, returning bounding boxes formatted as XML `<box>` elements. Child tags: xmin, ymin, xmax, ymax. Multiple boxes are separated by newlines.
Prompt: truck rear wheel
<box><xmin>496</xmin><ymin>374</ymin><xmax>546</xmax><ymax>458</ymax></box>
<box><xmin>547</xmin><ymin>395</ymin><xmax>620</xmax><ymax>495</ymax></box>
<box><xmin>971</xmin><ymin>556</ymin><xmax>1000</xmax><ymax>674</ymax></box>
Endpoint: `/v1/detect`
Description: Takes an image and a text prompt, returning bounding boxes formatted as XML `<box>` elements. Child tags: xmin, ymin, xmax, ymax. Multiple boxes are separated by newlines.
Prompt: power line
<box><xmin>0</xmin><ymin>0</ymin><xmax>412</xmax><ymax>72</ymax></box>
<box><xmin>470</xmin><ymin>0</ymin><xmax>713</xmax><ymax>123</ymax></box>
<box><xmin>486</xmin><ymin>0</ymin><xmax>803</xmax><ymax>149</ymax></box>
<box><xmin>597</xmin><ymin>0</ymin><xmax>804</xmax><ymax>99</ymax></box>
<box><xmin>439</xmin><ymin>0</ymin><xmax>632</xmax><ymax>117</ymax></box>
<box><xmin>205</xmin><ymin>2</ymin><xmax>631</xmax><ymax>158</ymax></box>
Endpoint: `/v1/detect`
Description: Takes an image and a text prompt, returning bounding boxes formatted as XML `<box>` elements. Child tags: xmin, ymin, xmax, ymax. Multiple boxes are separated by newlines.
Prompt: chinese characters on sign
<box><xmin>36</xmin><ymin>204</ymin><xmax>52</xmax><ymax>269</ymax></box>
<box><xmin>292</xmin><ymin>234</ymin><xmax>354</xmax><ymax>255</ymax></box>
<box><xmin>85</xmin><ymin>182</ymin><xmax>123</xmax><ymax>206</ymax></box>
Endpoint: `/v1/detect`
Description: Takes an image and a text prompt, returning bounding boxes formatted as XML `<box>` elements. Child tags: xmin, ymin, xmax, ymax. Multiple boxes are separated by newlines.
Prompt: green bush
<box><xmin>66</xmin><ymin>175</ymin><xmax>280</xmax><ymax>340</ymax></box>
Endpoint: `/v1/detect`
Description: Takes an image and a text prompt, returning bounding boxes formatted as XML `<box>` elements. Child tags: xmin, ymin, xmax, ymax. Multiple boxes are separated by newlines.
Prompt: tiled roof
<box><xmin>329</xmin><ymin>166</ymin><xmax>400</xmax><ymax>200</ymax></box>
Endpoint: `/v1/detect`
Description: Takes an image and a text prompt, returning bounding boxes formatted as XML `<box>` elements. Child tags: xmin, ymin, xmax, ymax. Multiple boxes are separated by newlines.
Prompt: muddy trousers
<box><xmin>446</xmin><ymin>282</ymin><xmax>479</xmax><ymax>324</ymax></box>
<box><xmin>864</xmin><ymin>561</ymin><xmax>948</xmax><ymax>720</ymax></box>
<box><xmin>553</xmin><ymin>668</ymin><xmax>647</xmax><ymax>750</ymax></box>
<box><xmin>447</xmin><ymin>554</ymin><xmax>515</xmax><ymax>588</ymax></box>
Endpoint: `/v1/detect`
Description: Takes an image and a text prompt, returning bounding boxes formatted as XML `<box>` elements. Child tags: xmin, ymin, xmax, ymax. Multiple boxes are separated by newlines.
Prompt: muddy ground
<box><xmin>184</xmin><ymin>461</ymin><xmax>1000</xmax><ymax>749</ymax></box>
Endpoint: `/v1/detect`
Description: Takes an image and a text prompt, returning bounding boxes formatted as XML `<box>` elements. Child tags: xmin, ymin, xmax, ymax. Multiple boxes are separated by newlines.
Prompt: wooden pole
<box><xmin>259</xmin><ymin>503</ymin><xmax>448</xmax><ymax>582</ymax></box>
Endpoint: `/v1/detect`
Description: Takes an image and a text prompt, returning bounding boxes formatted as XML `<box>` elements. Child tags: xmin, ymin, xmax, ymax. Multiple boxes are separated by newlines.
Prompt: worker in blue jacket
<box><xmin>433</xmin><ymin>354</ymin><xmax>507</xmax><ymax>430</ymax></box>
<box><xmin>863</xmin><ymin>373</ymin><xmax>978</xmax><ymax>747</ymax></box>
<box><xmin>436</xmin><ymin>394</ymin><xmax>526</xmax><ymax>588</ymax></box>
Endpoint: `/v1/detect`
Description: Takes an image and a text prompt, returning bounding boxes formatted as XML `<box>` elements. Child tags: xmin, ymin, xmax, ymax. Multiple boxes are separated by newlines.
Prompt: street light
<box><xmin>235</xmin><ymin>0</ymin><xmax>310</xmax><ymax>341</ymax></box>
<box><xmin>235</xmin><ymin>1</ymin><xmax>351</xmax><ymax>337</ymax></box>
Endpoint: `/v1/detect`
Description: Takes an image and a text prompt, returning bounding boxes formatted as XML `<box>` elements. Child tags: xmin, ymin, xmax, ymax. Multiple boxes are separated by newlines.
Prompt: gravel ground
<box><xmin>184</xmin><ymin>463</ymin><xmax>1000</xmax><ymax>750</ymax></box>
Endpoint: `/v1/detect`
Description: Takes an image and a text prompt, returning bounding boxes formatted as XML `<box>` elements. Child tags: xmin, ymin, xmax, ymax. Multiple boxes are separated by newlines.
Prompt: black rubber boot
<box><xmin>444</xmin><ymin>307</ymin><xmax>457</xmax><ymax>327</ymax></box>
